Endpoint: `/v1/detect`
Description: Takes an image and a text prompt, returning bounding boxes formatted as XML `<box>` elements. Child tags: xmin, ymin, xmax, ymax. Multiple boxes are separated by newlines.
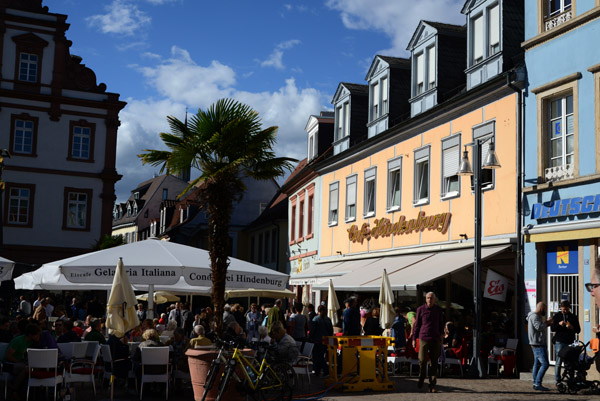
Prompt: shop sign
<box><xmin>546</xmin><ymin>241</ymin><xmax>578</xmax><ymax>274</ymax></box>
<box><xmin>347</xmin><ymin>211</ymin><xmax>451</xmax><ymax>244</ymax></box>
<box><xmin>483</xmin><ymin>270</ymin><xmax>508</xmax><ymax>302</ymax></box>
<box><xmin>531</xmin><ymin>194</ymin><xmax>600</xmax><ymax>219</ymax></box>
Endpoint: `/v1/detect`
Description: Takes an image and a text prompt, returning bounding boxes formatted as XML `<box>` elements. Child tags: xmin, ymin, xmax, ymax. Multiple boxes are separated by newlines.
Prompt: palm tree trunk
<box><xmin>205</xmin><ymin>179</ymin><xmax>235</xmax><ymax>336</ymax></box>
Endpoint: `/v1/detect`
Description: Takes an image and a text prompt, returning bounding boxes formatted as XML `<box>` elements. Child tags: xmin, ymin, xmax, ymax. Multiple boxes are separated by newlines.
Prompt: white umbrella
<box><xmin>379</xmin><ymin>269</ymin><xmax>395</xmax><ymax>330</ymax></box>
<box><xmin>14</xmin><ymin>239</ymin><xmax>288</xmax><ymax>291</ymax></box>
<box><xmin>327</xmin><ymin>279</ymin><xmax>340</xmax><ymax>326</ymax></box>
<box><xmin>0</xmin><ymin>256</ymin><xmax>15</xmax><ymax>282</ymax></box>
<box><xmin>301</xmin><ymin>284</ymin><xmax>310</xmax><ymax>317</ymax></box>
<box><xmin>106</xmin><ymin>258</ymin><xmax>140</xmax><ymax>338</ymax></box>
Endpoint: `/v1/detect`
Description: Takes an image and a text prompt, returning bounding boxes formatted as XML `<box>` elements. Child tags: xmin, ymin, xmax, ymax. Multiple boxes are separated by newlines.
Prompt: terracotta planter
<box><xmin>186</xmin><ymin>347</ymin><xmax>251</xmax><ymax>401</ymax></box>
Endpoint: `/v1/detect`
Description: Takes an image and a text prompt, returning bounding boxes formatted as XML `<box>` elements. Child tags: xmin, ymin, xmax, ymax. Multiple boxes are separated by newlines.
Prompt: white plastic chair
<box><xmin>293</xmin><ymin>341</ymin><xmax>314</xmax><ymax>386</ymax></box>
<box><xmin>101</xmin><ymin>344</ymin><xmax>137</xmax><ymax>401</ymax></box>
<box><xmin>487</xmin><ymin>338</ymin><xmax>518</xmax><ymax>376</ymax></box>
<box><xmin>139</xmin><ymin>346</ymin><xmax>170</xmax><ymax>400</ymax></box>
<box><xmin>26</xmin><ymin>348</ymin><xmax>63</xmax><ymax>401</ymax></box>
<box><xmin>0</xmin><ymin>342</ymin><xmax>12</xmax><ymax>399</ymax></box>
<box><xmin>387</xmin><ymin>346</ymin><xmax>409</xmax><ymax>375</ymax></box>
<box><xmin>65</xmin><ymin>342</ymin><xmax>99</xmax><ymax>396</ymax></box>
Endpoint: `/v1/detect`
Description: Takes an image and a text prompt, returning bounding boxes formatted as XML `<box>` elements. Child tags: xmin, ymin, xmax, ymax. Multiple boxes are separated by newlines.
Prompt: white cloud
<box><xmin>326</xmin><ymin>0</ymin><xmax>465</xmax><ymax>56</ymax></box>
<box><xmin>86</xmin><ymin>0</ymin><xmax>151</xmax><ymax>36</ymax></box>
<box><xmin>260</xmin><ymin>39</ymin><xmax>301</xmax><ymax>70</ymax></box>
<box><xmin>115</xmin><ymin>47</ymin><xmax>327</xmax><ymax>201</ymax></box>
<box><xmin>146</xmin><ymin>0</ymin><xmax>179</xmax><ymax>4</ymax></box>
<box><xmin>136</xmin><ymin>46</ymin><xmax>236</xmax><ymax>107</ymax></box>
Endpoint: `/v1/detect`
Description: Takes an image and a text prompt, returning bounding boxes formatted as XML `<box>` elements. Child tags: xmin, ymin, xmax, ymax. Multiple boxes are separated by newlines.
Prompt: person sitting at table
<box><xmin>166</xmin><ymin>328</ymin><xmax>189</xmax><ymax>372</ymax></box>
<box><xmin>224</xmin><ymin>321</ymin><xmax>247</xmax><ymax>344</ymax></box>
<box><xmin>107</xmin><ymin>332</ymin><xmax>131</xmax><ymax>382</ymax></box>
<box><xmin>189</xmin><ymin>325</ymin><xmax>212</xmax><ymax>347</ymax></box>
<box><xmin>133</xmin><ymin>329</ymin><xmax>165</xmax><ymax>389</ymax></box>
<box><xmin>161</xmin><ymin>320</ymin><xmax>177</xmax><ymax>339</ymax></box>
<box><xmin>258</xmin><ymin>325</ymin><xmax>272</xmax><ymax>344</ymax></box>
<box><xmin>52</xmin><ymin>319</ymin><xmax>64</xmax><ymax>339</ymax></box>
<box><xmin>5</xmin><ymin>323</ymin><xmax>42</xmax><ymax>399</ymax></box>
<box><xmin>269</xmin><ymin>321</ymin><xmax>299</xmax><ymax>364</ymax></box>
<box><xmin>57</xmin><ymin>319</ymin><xmax>81</xmax><ymax>343</ymax></box>
<box><xmin>84</xmin><ymin>318</ymin><xmax>107</xmax><ymax>344</ymax></box>
<box><xmin>72</xmin><ymin>320</ymin><xmax>85</xmax><ymax>337</ymax></box>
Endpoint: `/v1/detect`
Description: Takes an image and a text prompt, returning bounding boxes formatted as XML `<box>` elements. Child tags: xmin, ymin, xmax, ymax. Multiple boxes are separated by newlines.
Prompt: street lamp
<box><xmin>457</xmin><ymin>136</ymin><xmax>500</xmax><ymax>378</ymax></box>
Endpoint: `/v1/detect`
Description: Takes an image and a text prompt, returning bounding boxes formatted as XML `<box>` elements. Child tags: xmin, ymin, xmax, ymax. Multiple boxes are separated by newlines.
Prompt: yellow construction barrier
<box><xmin>323</xmin><ymin>335</ymin><xmax>394</xmax><ymax>392</ymax></box>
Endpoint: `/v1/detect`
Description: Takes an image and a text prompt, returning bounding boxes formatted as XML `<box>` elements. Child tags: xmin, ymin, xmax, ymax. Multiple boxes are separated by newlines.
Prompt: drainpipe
<box><xmin>507</xmin><ymin>67</ymin><xmax>526</xmax><ymax>367</ymax></box>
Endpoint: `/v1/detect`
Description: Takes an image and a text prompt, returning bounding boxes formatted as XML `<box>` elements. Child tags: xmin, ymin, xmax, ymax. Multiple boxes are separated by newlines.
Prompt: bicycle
<box><xmin>203</xmin><ymin>337</ymin><xmax>295</xmax><ymax>401</ymax></box>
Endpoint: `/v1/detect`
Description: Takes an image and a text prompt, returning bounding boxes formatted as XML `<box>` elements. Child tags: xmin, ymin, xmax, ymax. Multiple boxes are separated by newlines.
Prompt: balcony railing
<box><xmin>545</xmin><ymin>163</ymin><xmax>574</xmax><ymax>182</ymax></box>
<box><xmin>545</xmin><ymin>10</ymin><xmax>572</xmax><ymax>31</ymax></box>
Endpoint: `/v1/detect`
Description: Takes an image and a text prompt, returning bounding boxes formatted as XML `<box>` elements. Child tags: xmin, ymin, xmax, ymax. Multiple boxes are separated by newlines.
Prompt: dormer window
<box><xmin>127</xmin><ymin>204</ymin><xmax>132</xmax><ymax>217</ymax></box>
<box><xmin>133</xmin><ymin>204</ymin><xmax>138</xmax><ymax>216</ymax></box>
<box><xmin>469</xmin><ymin>3</ymin><xmax>500</xmax><ymax>66</ymax></box>
<box><xmin>133</xmin><ymin>192</ymin><xmax>139</xmax><ymax>200</ymax></box>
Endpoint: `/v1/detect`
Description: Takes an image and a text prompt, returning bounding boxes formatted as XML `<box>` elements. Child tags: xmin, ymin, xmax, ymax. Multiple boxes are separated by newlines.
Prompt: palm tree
<box><xmin>138</xmin><ymin>98</ymin><xmax>295</xmax><ymax>334</ymax></box>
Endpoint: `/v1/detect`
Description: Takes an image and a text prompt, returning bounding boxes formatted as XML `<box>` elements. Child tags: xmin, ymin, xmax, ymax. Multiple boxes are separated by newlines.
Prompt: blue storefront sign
<box><xmin>547</xmin><ymin>241</ymin><xmax>578</xmax><ymax>274</ymax></box>
<box><xmin>531</xmin><ymin>194</ymin><xmax>600</xmax><ymax>219</ymax></box>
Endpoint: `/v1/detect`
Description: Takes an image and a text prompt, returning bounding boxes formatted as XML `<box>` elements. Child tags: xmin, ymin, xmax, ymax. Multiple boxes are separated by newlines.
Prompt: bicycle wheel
<box><xmin>201</xmin><ymin>360</ymin><xmax>221</xmax><ymax>401</ymax></box>
<box><xmin>215</xmin><ymin>363</ymin><xmax>235</xmax><ymax>401</ymax></box>
<box><xmin>259</xmin><ymin>362</ymin><xmax>294</xmax><ymax>401</ymax></box>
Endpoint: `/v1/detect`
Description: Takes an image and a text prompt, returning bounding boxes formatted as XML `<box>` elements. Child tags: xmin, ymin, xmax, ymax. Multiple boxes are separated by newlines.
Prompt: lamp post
<box><xmin>457</xmin><ymin>136</ymin><xmax>500</xmax><ymax>378</ymax></box>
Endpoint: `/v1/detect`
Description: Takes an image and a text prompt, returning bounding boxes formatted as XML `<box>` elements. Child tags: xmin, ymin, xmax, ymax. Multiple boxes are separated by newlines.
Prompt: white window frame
<box><xmin>549</xmin><ymin>94</ymin><xmax>574</xmax><ymax>169</ymax></box>
<box><xmin>548</xmin><ymin>0</ymin><xmax>571</xmax><ymax>17</ymax></box>
<box><xmin>381</xmin><ymin>76</ymin><xmax>388</xmax><ymax>115</ymax></box>
<box><xmin>387</xmin><ymin>157</ymin><xmax>402</xmax><ymax>212</ymax></box>
<box><xmin>308</xmin><ymin>133</ymin><xmax>316</xmax><ymax>161</ymax></box>
<box><xmin>71</xmin><ymin>125</ymin><xmax>91</xmax><ymax>159</ymax></box>
<box><xmin>19</xmin><ymin>52</ymin><xmax>38</xmax><ymax>82</ymax></box>
<box><xmin>427</xmin><ymin>46</ymin><xmax>436</xmax><ymax>88</ymax></box>
<box><xmin>473</xmin><ymin>13</ymin><xmax>484</xmax><ymax>64</ymax></box>
<box><xmin>363</xmin><ymin>168</ymin><xmax>377</xmax><ymax>218</ymax></box>
<box><xmin>13</xmin><ymin>119</ymin><xmax>34</xmax><ymax>154</ymax></box>
<box><xmin>345</xmin><ymin>175</ymin><xmax>357</xmax><ymax>222</ymax></box>
<box><xmin>488</xmin><ymin>4</ymin><xmax>500</xmax><ymax>56</ymax></box>
<box><xmin>371</xmin><ymin>82</ymin><xmax>379</xmax><ymax>120</ymax></box>
<box><xmin>8</xmin><ymin>187</ymin><xmax>31</xmax><ymax>225</ymax></box>
<box><xmin>441</xmin><ymin>135</ymin><xmax>461</xmax><ymax>199</ymax></box>
<box><xmin>328</xmin><ymin>182</ymin><xmax>339</xmax><ymax>226</ymax></box>
<box><xmin>472</xmin><ymin>121</ymin><xmax>496</xmax><ymax>191</ymax></box>
<box><xmin>66</xmin><ymin>192</ymin><xmax>88</xmax><ymax>229</ymax></box>
<box><xmin>416</xmin><ymin>52</ymin><xmax>424</xmax><ymax>95</ymax></box>
<box><xmin>336</xmin><ymin>102</ymin><xmax>350</xmax><ymax>141</ymax></box>
<box><xmin>413</xmin><ymin>147</ymin><xmax>430</xmax><ymax>206</ymax></box>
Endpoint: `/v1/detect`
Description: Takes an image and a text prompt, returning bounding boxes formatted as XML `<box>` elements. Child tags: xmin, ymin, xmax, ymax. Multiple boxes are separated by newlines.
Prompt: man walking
<box><xmin>551</xmin><ymin>300</ymin><xmax>580</xmax><ymax>384</ymax></box>
<box><xmin>412</xmin><ymin>292</ymin><xmax>444</xmax><ymax>393</ymax></box>
<box><xmin>527</xmin><ymin>301</ymin><xmax>553</xmax><ymax>391</ymax></box>
<box><xmin>309</xmin><ymin>304</ymin><xmax>333</xmax><ymax>377</ymax></box>
<box><xmin>342</xmin><ymin>297</ymin><xmax>361</xmax><ymax>336</ymax></box>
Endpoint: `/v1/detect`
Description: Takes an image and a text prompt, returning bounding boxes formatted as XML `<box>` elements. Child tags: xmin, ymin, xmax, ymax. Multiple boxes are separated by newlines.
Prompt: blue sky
<box><xmin>44</xmin><ymin>0</ymin><xmax>465</xmax><ymax>202</ymax></box>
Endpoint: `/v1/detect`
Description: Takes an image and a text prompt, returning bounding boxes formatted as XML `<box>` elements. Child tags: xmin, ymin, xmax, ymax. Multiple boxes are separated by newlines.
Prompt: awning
<box><xmin>312</xmin><ymin>245</ymin><xmax>512</xmax><ymax>292</ymax></box>
<box><xmin>289</xmin><ymin>258</ymin><xmax>371</xmax><ymax>285</ymax></box>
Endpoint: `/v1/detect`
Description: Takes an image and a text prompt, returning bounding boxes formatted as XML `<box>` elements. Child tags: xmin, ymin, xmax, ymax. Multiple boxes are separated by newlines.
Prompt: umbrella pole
<box><xmin>147</xmin><ymin>284</ymin><xmax>154</xmax><ymax>319</ymax></box>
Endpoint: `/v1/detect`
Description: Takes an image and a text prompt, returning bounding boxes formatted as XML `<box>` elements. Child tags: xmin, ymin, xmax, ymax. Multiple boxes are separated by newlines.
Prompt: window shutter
<box><xmin>427</xmin><ymin>46</ymin><xmax>436</xmax><ymax>86</ymax></box>
<box><xmin>344</xmin><ymin>103</ymin><xmax>350</xmax><ymax>136</ymax></box>
<box><xmin>346</xmin><ymin>176</ymin><xmax>356</xmax><ymax>206</ymax></box>
<box><xmin>330</xmin><ymin>183</ymin><xmax>338</xmax><ymax>209</ymax></box>
<box><xmin>416</xmin><ymin>53</ymin><xmax>424</xmax><ymax>86</ymax></box>
<box><xmin>443</xmin><ymin>146</ymin><xmax>459</xmax><ymax>178</ymax></box>
<box><xmin>414</xmin><ymin>147</ymin><xmax>429</xmax><ymax>162</ymax></box>
<box><xmin>489</xmin><ymin>5</ymin><xmax>500</xmax><ymax>48</ymax></box>
<box><xmin>373</xmin><ymin>83</ymin><xmax>379</xmax><ymax>107</ymax></box>
<box><xmin>473</xmin><ymin>15</ymin><xmax>483</xmax><ymax>61</ymax></box>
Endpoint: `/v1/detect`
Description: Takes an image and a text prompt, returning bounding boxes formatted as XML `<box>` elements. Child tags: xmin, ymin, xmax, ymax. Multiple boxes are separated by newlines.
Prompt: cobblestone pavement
<box><xmin>21</xmin><ymin>371</ymin><xmax>598</xmax><ymax>401</ymax></box>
